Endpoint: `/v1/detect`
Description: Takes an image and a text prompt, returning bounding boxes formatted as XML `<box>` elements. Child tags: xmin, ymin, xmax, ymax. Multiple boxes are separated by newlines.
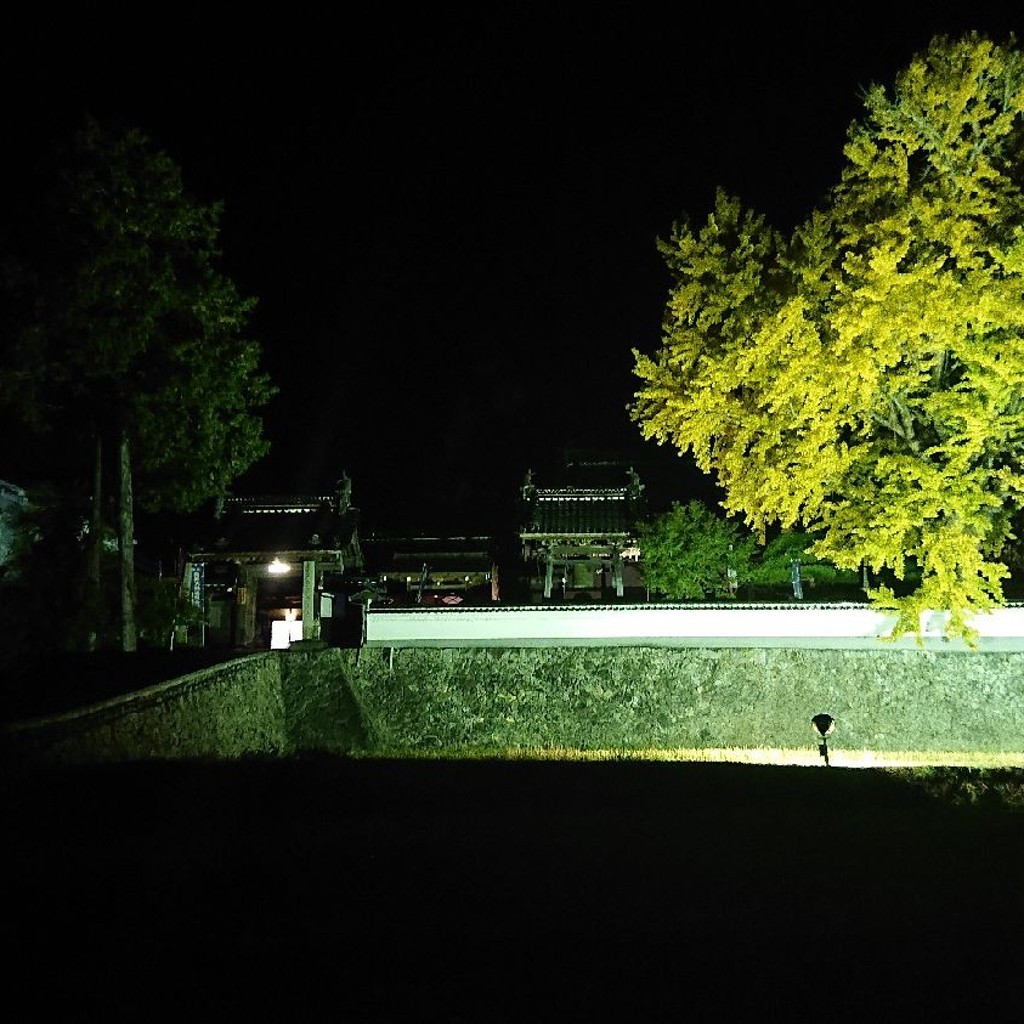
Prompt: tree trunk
<box><xmin>119</xmin><ymin>430</ymin><xmax>137</xmax><ymax>652</ymax></box>
<box><xmin>85</xmin><ymin>432</ymin><xmax>103</xmax><ymax>652</ymax></box>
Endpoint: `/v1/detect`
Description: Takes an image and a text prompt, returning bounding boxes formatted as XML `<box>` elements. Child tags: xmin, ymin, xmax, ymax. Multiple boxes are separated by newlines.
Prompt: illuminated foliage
<box><xmin>637</xmin><ymin>500</ymin><xmax>755</xmax><ymax>599</ymax></box>
<box><xmin>632</xmin><ymin>33</ymin><xmax>1024</xmax><ymax>639</ymax></box>
<box><xmin>746</xmin><ymin>529</ymin><xmax>861</xmax><ymax>590</ymax></box>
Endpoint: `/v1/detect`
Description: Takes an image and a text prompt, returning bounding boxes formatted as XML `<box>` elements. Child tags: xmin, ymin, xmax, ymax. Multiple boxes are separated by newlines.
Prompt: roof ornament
<box><xmin>522</xmin><ymin>468</ymin><xmax>536</xmax><ymax>502</ymax></box>
<box><xmin>335</xmin><ymin>472</ymin><xmax>353</xmax><ymax>513</ymax></box>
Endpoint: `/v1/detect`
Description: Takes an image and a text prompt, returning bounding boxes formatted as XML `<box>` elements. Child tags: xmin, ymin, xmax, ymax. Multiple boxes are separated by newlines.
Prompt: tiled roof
<box><xmin>522</xmin><ymin>490</ymin><xmax>633</xmax><ymax>537</ymax></box>
<box><xmin>191</xmin><ymin>498</ymin><xmax>359</xmax><ymax>560</ymax></box>
<box><xmin>519</xmin><ymin>454</ymin><xmax>646</xmax><ymax>540</ymax></box>
<box><xmin>386</xmin><ymin>551</ymin><xmax>494</xmax><ymax>573</ymax></box>
<box><xmin>362</xmin><ymin>536</ymin><xmax>495</xmax><ymax>575</ymax></box>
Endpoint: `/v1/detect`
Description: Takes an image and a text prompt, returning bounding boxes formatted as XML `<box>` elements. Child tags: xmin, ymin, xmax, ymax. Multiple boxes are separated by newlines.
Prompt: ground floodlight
<box><xmin>811</xmin><ymin>713</ymin><xmax>835</xmax><ymax>766</ymax></box>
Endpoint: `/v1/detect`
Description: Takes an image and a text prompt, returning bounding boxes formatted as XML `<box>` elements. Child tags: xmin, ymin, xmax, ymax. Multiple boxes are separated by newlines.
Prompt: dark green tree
<box><xmin>746</xmin><ymin>529</ymin><xmax>861</xmax><ymax>592</ymax></box>
<box><xmin>1</xmin><ymin>117</ymin><xmax>276</xmax><ymax>652</ymax></box>
<box><xmin>638</xmin><ymin>500</ymin><xmax>755</xmax><ymax>600</ymax></box>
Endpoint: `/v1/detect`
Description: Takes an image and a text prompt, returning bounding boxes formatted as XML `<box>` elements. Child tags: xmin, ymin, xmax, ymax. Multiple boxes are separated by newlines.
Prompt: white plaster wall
<box><xmin>365</xmin><ymin>603</ymin><xmax>1024</xmax><ymax>650</ymax></box>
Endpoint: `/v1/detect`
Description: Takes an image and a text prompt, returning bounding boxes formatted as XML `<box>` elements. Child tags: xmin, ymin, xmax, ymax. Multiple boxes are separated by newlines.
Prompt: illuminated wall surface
<box><xmin>365</xmin><ymin>604</ymin><xmax>1024</xmax><ymax>650</ymax></box>
<box><xmin>4</xmin><ymin>640</ymin><xmax>1024</xmax><ymax>768</ymax></box>
<box><xmin>270</xmin><ymin>619</ymin><xmax>304</xmax><ymax>649</ymax></box>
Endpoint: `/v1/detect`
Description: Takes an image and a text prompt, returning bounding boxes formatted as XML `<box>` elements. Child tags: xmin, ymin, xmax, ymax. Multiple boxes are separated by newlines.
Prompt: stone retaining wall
<box><xmin>348</xmin><ymin>646</ymin><xmax>1024</xmax><ymax>763</ymax></box>
<box><xmin>3</xmin><ymin>653</ymin><xmax>291</xmax><ymax>768</ymax></box>
<box><xmin>4</xmin><ymin>645</ymin><xmax>1024</xmax><ymax>768</ymax></box>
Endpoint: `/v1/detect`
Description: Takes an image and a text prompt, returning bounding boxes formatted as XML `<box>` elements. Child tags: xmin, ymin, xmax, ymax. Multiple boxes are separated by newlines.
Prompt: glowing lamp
<box><xmin>268</xmin><ymin>557</ymin><xmax>290</xmax><ymax>575</ymax></box>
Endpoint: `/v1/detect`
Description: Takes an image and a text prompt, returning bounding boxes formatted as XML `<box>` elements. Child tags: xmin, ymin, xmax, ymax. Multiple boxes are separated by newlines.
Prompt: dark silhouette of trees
<box><xmin>1</xmin><ymin>117</ymin><xmax>276</xmax><ymax>652</ymax></box>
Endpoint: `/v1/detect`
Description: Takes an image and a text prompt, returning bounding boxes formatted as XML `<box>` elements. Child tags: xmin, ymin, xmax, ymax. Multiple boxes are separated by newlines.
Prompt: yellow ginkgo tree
<box><xmin>632</xmin><ymin>32</ymin><xmax>1024</xmax><ymax>640</ymax></box>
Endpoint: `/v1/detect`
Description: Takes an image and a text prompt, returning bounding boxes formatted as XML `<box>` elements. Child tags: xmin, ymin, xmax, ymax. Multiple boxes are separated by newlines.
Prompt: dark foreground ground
<box><xmin>4</xmin><ymin>755</ymin><xmax>1023</xmax><ymax>1019</ymax></box>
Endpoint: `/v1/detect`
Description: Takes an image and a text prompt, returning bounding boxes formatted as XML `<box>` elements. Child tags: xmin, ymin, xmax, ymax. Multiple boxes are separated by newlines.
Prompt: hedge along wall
<box><xmin>344</xmin><ymin>646</ymin><xmax>1024</xmax><ymax>765</ymax></box>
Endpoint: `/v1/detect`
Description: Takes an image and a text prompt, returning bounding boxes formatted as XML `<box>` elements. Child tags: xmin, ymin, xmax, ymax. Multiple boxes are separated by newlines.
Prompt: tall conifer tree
<box><xmin>2</xmin><ymin>117</ymin><xmax>276</xmax><ymax>651</ymax></box>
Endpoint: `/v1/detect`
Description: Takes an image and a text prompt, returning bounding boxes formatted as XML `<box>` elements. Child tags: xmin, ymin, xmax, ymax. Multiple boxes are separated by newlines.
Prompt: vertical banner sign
<box><xmin>189</xmin><ymin>561</ymin><xmax>205</xmax><ymax>608</ymax></box>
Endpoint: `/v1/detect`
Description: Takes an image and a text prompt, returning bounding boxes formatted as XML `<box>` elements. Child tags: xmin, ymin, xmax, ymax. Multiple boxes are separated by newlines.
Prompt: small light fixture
<box><xmin>811</xmin><ymin>714</ymin><xmax>835</xmax><ymax>767</ymax></box>
<box><xmin>268</xmin><ymin>557</ymin><xmax>290</xmax><ymax>575</ymax></box>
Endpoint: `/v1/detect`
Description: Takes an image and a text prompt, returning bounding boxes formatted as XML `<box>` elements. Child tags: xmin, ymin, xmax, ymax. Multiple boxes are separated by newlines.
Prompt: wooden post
<box><xmin>119</xmin><ymin>431</ymin><xmax>137</xmax><ymax>652</ymax></box>
<box><xmin>302</xmin><ymin>559</ymin><xmax>320</xmax><ymax>640</ymax></box>
<box><xmin>237</xmin><ymin>565</ymin><xmax>258</xmax><ymax>647</ymax></box>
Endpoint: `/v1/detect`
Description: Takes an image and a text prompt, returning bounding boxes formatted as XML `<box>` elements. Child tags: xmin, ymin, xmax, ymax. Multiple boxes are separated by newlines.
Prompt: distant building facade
<box><xmin>180</xmin><ymin>453</ymin><xmax>652</xmax><ymax>646</ymax></box>
<box><xmin>182</xmin><ymin>475</ymin><xmax>364</xmax><ymax>648</ymax></box>
<box><xmin>360</xmin><ymin>534</ymin><xmax>499</xmax><ymax>606</ymax></box>
<box><xmin>518</xmin><ymin>452</ymin><xmax>646</xmax><ymax>602</ymax></box>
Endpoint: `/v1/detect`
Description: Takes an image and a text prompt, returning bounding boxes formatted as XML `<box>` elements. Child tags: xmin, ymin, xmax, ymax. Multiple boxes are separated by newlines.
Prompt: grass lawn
<box><xmin>4</xmin><ymin>754</ymin><xmax>1022</xmax><ymax>1017</ymax></box>
<box><xmin>4</xmin><ymin>643</ymin><xmax>1022</xmax><ymax>1015</ymax></box>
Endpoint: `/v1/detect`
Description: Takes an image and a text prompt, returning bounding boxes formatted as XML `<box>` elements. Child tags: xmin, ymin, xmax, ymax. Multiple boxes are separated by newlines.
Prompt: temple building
<box><xmin>518</xmin><ymin>452</ymin><xmax>646</xmax><ymax>602</ymax></box>
<box><xmin>360</xmin><ymin>534</ymin><xmax>499</xmax><ymax>606</ymax></box>
<box><xmin>182</xmin><ymin>475</ymin><xmax>363</xmax><ymax>648</ymax></box>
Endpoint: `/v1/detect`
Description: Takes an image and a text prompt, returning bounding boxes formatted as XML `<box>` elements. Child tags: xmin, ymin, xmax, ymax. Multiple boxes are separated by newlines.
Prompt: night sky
<box><xmin>3</xmin><ymin>7</ymin><xmax>1021</xmax><ymax>537</ymax></box>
